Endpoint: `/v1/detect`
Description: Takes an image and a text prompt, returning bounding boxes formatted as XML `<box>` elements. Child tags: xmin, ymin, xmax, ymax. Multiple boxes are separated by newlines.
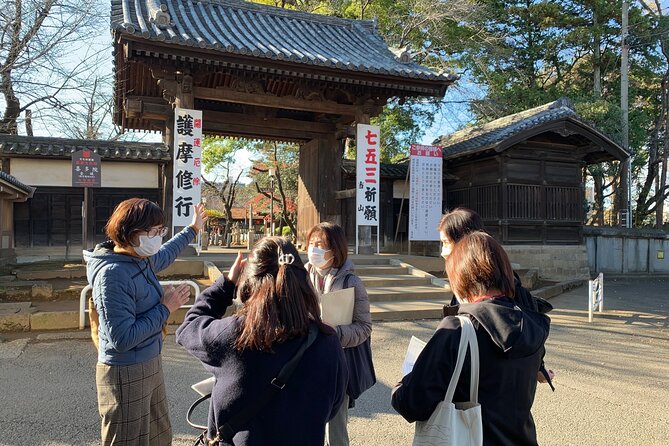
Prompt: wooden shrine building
<box><xmin>111</xmin><ymin>0</ymin><xmax>456</xmax><ymax>244</ymax></box>
<box><xmin>436</xmin><ymin>98</ymin><xmax>628</xmax><ymax>245</ymax></box>
<box><xmin>0</xmin><ymin>134</ymin><xmax>167</xmax><ymax>251</ymax></box>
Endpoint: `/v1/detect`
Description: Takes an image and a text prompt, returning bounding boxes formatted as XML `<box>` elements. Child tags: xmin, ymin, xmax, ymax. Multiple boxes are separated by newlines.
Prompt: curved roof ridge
<box><xmin>110</xmin><ymin>0</ymin><xmax>457</xmax><ymax>82</ymax></box>
<box><xmin>439</xmin><ymin>97</ymin><xmax>576</xmax><ymax>147</ymax></box>
<box><xmin>197</xmin><ymin>0</ymin><xmax>376</xmax><ymax>28</ymax></box>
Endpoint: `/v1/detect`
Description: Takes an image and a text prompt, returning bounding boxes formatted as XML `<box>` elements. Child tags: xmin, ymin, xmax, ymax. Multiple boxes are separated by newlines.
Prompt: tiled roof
<box><xmin>436</xmin><ymin>97</ymin><xmax>628</xmax><ymax>160</ymax></box>
<box><xmin>342</xmin><ymin>159</ymin><xmax>408</xmax><ymax>179</ymax></box>
<box><xmin>111</xmin><ymin>0</ymin><xmax>457</xmax><ymax>84</ymax></box>
<box><xmin>0</xmin><ymin>171</ymin><xmax>35</xmax><ymax>195</ymax></box>
<box><xmin>0</xmin><ymin>134</ymin><xmax>170</xmax><ymax>161</ymax></box>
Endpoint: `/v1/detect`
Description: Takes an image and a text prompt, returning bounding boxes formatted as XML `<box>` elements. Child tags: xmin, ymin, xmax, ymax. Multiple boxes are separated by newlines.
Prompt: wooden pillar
<box><xmin>160</xmin><ymin>72</ymin><xmax>193</xmax><ymax>236</ymax></box>
<box><xmin>297</xmin><ymin>135</ymin><xmax>343</xmax><ymax>248</ymax></box>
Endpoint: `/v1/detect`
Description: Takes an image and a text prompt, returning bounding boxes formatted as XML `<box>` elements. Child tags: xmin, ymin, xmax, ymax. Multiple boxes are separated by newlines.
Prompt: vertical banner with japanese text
<box><xmin>173</xmin><ymin>108</ymin><xmax>202</xmax><ymax>243</ymax></box>
<box><xmin>409</xmin><ymin>144</ymin><xmax>442</xmax><ymax>241</ymax></box>
<box><xmin>356</xmin><ymin>124</ymin><xmax>380</xmax><ymax>227</ymax></box>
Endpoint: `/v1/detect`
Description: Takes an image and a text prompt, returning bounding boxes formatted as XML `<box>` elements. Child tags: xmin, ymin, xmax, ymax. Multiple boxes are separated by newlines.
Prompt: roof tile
<box><xmin>111</xmin><ymin>0</ymin><xmax>457</xmax><ymax>83</ymax></box>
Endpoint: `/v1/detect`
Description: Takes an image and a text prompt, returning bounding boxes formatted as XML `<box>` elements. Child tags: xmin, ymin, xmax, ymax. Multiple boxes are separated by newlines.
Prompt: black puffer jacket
<box><xmin>392</xmin><ymin>298</ymin><xmax>550</xmax><ymax>446</ymax></box>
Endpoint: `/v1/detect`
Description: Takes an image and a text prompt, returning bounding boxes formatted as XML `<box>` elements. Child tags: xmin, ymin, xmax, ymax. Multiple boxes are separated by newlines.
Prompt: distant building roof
<box><xmin>0</xmin><ymin>134</ymin><xmax>170</xmax><ymax>161</ymax></box>
<box><xmin>0</xmin><ymin>170</ymin><xmax>35</xmax><ymax>196</ymax></box>
<box><xmin>111</xmin><ymin>0</ymin><xmax>457</xmax><ymax>85</ymax></box>
<box><xmin>435</xmin><ymin>97</ymin><xmax>629</xmax><ymax>162</ymax></box>
<box><xmin>342</xmin><ymin>159</ymin><xmax>409</xmax><ymax>179</ymax></box>
<box><xmin>342</xmin><ymin>159</ymin><xmax>457</xmax><ymax>181</ymax></box>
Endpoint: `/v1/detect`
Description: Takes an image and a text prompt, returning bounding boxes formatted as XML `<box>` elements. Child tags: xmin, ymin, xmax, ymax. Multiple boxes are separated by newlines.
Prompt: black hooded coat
<box><xmin>392</xmin><ymin>297</ymin><xmax>550</xmax><ymax>446</ymax></box>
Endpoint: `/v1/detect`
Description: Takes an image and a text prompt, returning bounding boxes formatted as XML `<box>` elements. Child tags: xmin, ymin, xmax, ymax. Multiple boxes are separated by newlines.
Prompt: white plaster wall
<box><xmin>10</xmin><ymin>159</ymin><xmax>159</xmax><ymax>188</ymax></box>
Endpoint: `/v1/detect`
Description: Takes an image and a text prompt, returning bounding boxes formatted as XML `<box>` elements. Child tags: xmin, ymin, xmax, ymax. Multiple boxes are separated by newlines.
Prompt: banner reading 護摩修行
<box><xmin>409</xmin><ymin>144</ymin><xmax>442</xmax><ymax>241</ymax></box>
<box><xmin>173</xmin><ymin>108</ymin><xmax>202</xmax><ymax>233</ymax></box>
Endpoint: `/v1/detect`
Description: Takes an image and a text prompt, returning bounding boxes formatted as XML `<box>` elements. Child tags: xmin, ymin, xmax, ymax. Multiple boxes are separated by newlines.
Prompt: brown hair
<box><xmin>445</xmin><ymin>231</ymin><xmax>515</xmax><ymax>302</ymax></box>
<box><xmin>438</xmin><ymin>208</ymin><xmax>486</xmax><ymax>243</ymax></box>
<box><xmin>105</xmin><ymin>198</ymin><xmax>164</xmax><ymax>247</ymax></box>
<box><xmin>305</xmin><ymin>222</ymin><xmax>348</xmax><ymax>268</ymax></box>
<box><xmin>235</xmin><ymin>236</ymin><xmax>325</xmax><ymax>351</ymax></box>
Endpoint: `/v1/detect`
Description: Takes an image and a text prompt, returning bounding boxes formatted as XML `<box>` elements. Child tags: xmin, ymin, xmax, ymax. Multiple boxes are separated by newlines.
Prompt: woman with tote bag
<box><xmin>391</xmin><ymin>232</ymin><xmax>550</xmax><ymax>446</ymax></box>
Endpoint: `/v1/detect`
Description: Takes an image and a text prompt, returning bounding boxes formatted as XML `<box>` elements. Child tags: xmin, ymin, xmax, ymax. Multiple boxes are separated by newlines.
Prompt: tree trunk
<box><xmin>593</xmin><ymin>9</ymin><xmax>602</xmax><ymax>98</ymax></box>
<box><xmin>1</xmin><ymin>71</ymin><xmax>20</xmax><ymax>134</ymax></box>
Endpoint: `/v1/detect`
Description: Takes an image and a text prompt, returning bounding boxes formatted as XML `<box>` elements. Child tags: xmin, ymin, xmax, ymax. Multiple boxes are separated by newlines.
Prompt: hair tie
<box><xmin>277</xmin><ymin>249</ymin><xmax>295</xmax><ymax>266</ymax></box>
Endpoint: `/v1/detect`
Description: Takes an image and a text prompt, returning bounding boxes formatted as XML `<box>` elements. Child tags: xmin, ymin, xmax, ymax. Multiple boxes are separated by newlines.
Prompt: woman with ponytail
<box><xmin>176</xmin><ymin>237</ymin><xmax>347</xmax><ymax>446</ymax></box>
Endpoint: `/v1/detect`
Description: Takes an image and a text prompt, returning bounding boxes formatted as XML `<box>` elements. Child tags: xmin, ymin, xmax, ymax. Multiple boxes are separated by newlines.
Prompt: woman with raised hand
<box><xmin>176</xmin><ymin>237</ymin><xmax>347</xmax><ymax>446</ymax></box>
<box><xmin>84</xmin><ymin>198</ymin><xmax>207</xmax><ymax>446</ymax></box>
<box><xmin>305</xmin><ymin>222</ymin><xmax>375</xmax><ymax>446</ymax></box>
<box><xmin>392</xmin><ymin>232</ymin><xmax>550</xmax><ymax>445</ymax></box>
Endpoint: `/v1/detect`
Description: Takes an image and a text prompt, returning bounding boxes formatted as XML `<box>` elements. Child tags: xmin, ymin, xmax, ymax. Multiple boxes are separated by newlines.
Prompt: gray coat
<box><xmin>307</xmin><ymin>259</ymin><xmax>372</xmax><ymax>348</ymax></box>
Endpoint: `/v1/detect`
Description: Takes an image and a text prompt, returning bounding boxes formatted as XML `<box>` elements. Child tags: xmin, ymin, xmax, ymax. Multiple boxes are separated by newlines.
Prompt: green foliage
<box><xmin>371</xmin><ymin>99</ymin><xmax>437</xmax><ymax>162</ymax></box>
<box><xmin>201</xmin><ymin>137</ymin><xmax>245</xmax><ymax>175</ymax></box>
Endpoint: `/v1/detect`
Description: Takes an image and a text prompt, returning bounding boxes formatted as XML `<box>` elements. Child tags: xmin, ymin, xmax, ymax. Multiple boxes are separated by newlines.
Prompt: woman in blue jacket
<box><xmin>176</xmin><ymin>237</ymin><xmax>348</xmax><ymax>446</ymax></box>
<box><xmin>84</xmin><ymin>198</ymin><xmax>206</xmax><ymax>446</ymax></box>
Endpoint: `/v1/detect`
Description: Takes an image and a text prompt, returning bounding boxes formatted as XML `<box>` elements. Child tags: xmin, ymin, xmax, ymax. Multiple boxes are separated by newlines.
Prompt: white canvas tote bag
<box><xmin>412</xmin><ymin>315</ymin><xmax>483</xmax><ymax>446</ymax></box>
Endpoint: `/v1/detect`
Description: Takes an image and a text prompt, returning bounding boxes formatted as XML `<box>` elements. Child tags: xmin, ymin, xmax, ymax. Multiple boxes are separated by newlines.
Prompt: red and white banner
<box><xmin>172</xmin><ymin>108</ymin><xmax>202</xmax><ymax>229</ymax></box>
<box><xmin>409</xmin><ymin>144</ymin><xmax>442</xmax><ymax>241</ymax></box>
<box><xmin>356</xmin><ymin>124</ymin><xmax>380</xmax><ymax>226</ymax></box>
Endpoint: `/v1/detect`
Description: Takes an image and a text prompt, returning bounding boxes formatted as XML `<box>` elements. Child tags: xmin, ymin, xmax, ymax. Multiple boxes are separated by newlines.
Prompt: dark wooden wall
<box><xmin>446</xmin><ymin>142</ymin><xmax>586</xmax><ymax>244</ymax></box>
<box><xmin>14</xmin><ymin>187</ymin><xmax>160</xmax><ymax>248</ymax></box>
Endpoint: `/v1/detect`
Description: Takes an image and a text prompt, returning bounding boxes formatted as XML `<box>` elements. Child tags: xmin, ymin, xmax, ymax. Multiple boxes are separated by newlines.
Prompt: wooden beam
<box><xmin>203</xmin><ymin>110</ymin><xmax>336</xmax><ymax>135</ymax></box>
<box><xmin>125</xmin><ymin>96</ymin><xmax>171</xmax><ymax>121</ymax></box>
<box><xmin>194</xmin><ymin>86</ymin><xmax>359</xmax><ymax>116</ymax></box>
<box><xmin>334</xmin><ymin>188</ymin><xmax>355</xmax><ymax>200</ymax></box>
<box><xmin>205</xmin><ymin>121</ymin><xmax>320</xmax><ymax>141</ymax></box>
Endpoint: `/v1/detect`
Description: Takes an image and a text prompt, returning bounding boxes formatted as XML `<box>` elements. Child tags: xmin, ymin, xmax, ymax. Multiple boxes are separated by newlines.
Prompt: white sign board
<box><xmin>409</xmin><ymin>144</ymin><xmax>443</xmax><ymax>241</ymax></box>
<box><xmin>588</xmin><ymin>272</ymin><xmax>604</xmax><ymax>323</ymax></box>
<box><xmin>172</xmin><ymin>108</ymin><xmax>203</xmax><ymax>230</ymax></box>
<box><xmin>356</xmin><ymin>124</ymin><xmax>380</xmax><ymax>226</ymax></box>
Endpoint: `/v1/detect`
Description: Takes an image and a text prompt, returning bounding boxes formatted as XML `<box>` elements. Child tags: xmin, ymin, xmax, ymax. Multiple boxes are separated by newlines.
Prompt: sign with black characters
<box><xmin>356</xmin><ymin>124</ymin><xmax>380</xmax><ymax>226</ymax></box>
<box><xmin>72</xmin><ymin>149</ymin><xmax>101</xmax><ymax>188</ymax></box>
<box><xmin>172</xmin><ymin>108</ymin><xmax>202</xmax><ymax>228</ymax></box>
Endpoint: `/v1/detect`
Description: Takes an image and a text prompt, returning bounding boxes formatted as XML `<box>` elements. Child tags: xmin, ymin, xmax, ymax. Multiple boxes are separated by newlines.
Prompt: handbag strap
<box><xmin>443</xmin><ymin>315</ymin><xmax>480</xmax><ymax>404</ymax></box>
<box><xmin>215</xmin><ymin>323</ymin><xmax>319</xmax><ymax>443</ymax></box>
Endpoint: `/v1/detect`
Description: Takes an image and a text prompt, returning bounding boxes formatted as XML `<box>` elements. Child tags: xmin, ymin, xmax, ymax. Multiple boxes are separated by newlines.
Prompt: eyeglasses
<box><xmin>145</xmin><ymin>226</ymin><xmax>168</xmax><ymax>239</ymax></box>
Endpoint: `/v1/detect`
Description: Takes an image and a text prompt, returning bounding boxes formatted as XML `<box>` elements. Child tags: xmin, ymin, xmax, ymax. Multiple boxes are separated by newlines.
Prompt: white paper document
<box><xmin>320</xmin><ymin>287</ymin><xmax>355</xmax><ymax>327</ymax></box>
<box><xmin>402</xmin><ymin>336</ymin><xmax>427</xmax><ymax>376</ymax></box>
<box><xmin>191</xmin><ymin>376</ymin><xmax>215</xmax><ymax>396</ymax></box>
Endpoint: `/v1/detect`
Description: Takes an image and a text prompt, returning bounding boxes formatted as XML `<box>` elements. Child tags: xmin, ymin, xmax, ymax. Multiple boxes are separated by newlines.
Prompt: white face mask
<box><xmin>308</xmin><ymin>245</ymin><xmax>331</xmax><ymax>269</ymax></box>
<box><xmin>134</xmin><ymin>235</ymin><xmax>162</xmax><ymax>257</ymax></box>
<box><xmin>441</xmin><ymin>241</ymin><xmax>453</xmax><ymax>259</ymax></box>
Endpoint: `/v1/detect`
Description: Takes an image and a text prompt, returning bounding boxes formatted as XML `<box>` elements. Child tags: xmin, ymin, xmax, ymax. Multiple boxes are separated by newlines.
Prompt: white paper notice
<box><xmin>191</xmin><ymin>376</ymin><xmax>215</xmax><ymax>396</ymax></box>
<box><xmin>320</xmin><ymin>287</ymin><xmax>355</xmax><ymax>327</ymax></box>
<box><xmin>402</xmin><ymin>336</ymin><xmax>427</xmax><ymax>376</ymax></box>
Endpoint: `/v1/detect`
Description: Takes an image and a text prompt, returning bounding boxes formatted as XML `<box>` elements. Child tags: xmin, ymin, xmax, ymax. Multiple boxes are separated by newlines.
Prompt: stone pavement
<box><xmin>0</xmin><ymin>277</ymin><xmax>667</xmax><ymax>445</ymax></box>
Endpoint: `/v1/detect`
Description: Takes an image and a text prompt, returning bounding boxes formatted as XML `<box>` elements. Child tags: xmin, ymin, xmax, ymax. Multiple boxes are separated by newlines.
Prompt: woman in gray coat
<box><xmin>305</xmin><ymin>222</ymin><xmax>375</xmax><ymax>446</ymax></box>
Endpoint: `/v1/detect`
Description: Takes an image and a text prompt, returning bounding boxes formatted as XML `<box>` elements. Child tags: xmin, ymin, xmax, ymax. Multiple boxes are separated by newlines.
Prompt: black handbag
<box><xmin>342</xmin><ymin>274</ymin><xmax>376</xmax><ymax>401</ymax></box>
<box><xmin>187</xmin><ymin>324</ymin><xmax>318</xmax><ymax>446</ymax></box>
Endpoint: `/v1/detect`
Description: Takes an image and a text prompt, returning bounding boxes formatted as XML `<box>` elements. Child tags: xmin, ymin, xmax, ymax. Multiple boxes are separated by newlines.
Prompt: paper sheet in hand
<box><xmin>320</xmin><ymin>287</ymin><xmax>355</xmax><ymax>327</ymax></box>
<box><xmin>402</xmin><ymin>336</ymin><xmax>427</xmax><ymax>376</ymax></box>
<box><xmin>191</xmin><ymin>376</ymin><xmax>215</xmax><ymax>396</ymax></box>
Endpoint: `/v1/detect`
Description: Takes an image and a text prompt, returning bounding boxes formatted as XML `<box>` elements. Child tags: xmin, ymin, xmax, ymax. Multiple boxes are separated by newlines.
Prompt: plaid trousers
<box><xmin>96</xmin><ymin>356</ymin><xmax>172</xmax><ymax>446</ymax></box>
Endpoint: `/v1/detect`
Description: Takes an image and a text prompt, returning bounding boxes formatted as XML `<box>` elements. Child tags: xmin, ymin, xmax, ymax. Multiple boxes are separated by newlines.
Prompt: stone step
<box><xmin>370</xmin><ymin>299</ymin><xmax>447</xmax><ymax>321</ymax></box>
<box><xmin>359</xmin><ymin>274</ymin><xmax>433</xmax><ymax>287</ymax></box>
<box><xmin>213</xmin><ymin>255</ymin><xmax>393</xmax><ymax>270</ymax></box>
<box><xmin>366</xmin><ymin>285</ymin><xmax>449</xmax><ymax>302</ymax></box>
<box><xmin>354</xmin><ymin>265</ymin><xmax>408</xmax><ymax>276</ymax></box>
